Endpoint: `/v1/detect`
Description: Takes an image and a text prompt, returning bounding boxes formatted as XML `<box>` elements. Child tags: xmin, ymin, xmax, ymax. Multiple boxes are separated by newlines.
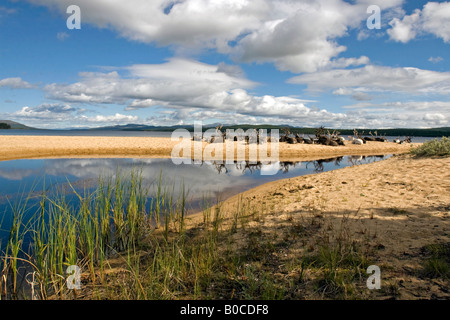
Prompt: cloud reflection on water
<box><xmin>0</xmin><ymin>155</ymin><xmax>389</xmax><ymax>205</ymax></box>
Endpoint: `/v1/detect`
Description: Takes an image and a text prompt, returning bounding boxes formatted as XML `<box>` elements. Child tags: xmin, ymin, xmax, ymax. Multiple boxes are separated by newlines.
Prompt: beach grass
<box><xmin>0</xmin><ymin>168</ymin><xmax>188</xmax><ymax>299</ymax></box>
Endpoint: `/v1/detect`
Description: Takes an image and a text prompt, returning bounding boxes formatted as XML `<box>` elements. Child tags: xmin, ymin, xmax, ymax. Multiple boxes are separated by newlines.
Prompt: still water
<box><xmin>0</xmin><ymin>130</ymin><xmax>173</xmax><ymax>137</ymax></box>
<box><xmin>0</xmin><ymin>155</ymin><xmax>390</xmax><ymax>248</ymax></box>
<box><xmin>0</xmin><ymin>155</ymin><xmax>390</xmax><ymax>204</ymax></box>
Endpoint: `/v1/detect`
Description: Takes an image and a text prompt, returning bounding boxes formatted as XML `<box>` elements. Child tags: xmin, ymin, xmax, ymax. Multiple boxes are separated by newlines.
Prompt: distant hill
<box><xmin>0</xmin><ymin>120</ymin><xmax>36</xmax><ymax>130</ymax></box>
<box><xmin>85</xmin><ymin>123</ymin><xmax>196</xmax><ymax>132</ymax></box>
<box><xmin>1</xmin><ymin>120</ymin><xmax>447</xmax><ymax>136</ymax></box>
<box><xmin>1</xmin><ymin>120</ymin><xmax>448</xmax><ymax>136</ymax></box>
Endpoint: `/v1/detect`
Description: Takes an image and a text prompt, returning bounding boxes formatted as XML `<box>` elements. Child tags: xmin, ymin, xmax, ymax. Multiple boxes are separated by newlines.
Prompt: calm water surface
<box><xmin>0</xmin><ymin>130</ymin><xmax>172</xmax><ymax>137</ymax></box>
<box><xmin>0</xmin><ymin>156</ymin><xmax>390</xmax><ymax>202</ymax></box>
<box><xmin>0</xmin><ymin>155</ymin><xmax>390</xmax><ymax>212</ymax></box>
<box><xmin>0</xmin><ymin>155</ymin><xmax>392</xmax><ymax>248</ymax></box>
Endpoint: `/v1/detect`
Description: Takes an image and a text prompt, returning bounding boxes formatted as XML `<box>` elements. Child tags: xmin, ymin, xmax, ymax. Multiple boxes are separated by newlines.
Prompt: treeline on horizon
<box><xmin>141</xmin><ymin>124</ymin><xmax>450</xmax><ymax>138</ymax></box>
<box><xmin>1</xmin><ymin>120</ymin><xmax>449</xmax><ymax>137</ymax></box>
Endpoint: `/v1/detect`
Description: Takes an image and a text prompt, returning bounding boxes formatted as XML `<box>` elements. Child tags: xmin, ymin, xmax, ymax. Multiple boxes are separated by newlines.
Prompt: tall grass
<box><xmin>0</xmin><ymin>168</ymin><xmax>188</xmax><ymax>299</ymax></box>
<box><xmin>0</xmin><ymin>186</ymin><xmax>37</xmax><ymax>299</ymax></box>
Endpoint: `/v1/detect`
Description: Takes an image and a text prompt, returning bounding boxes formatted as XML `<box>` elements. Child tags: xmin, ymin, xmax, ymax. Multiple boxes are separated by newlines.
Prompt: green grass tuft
<box><xmin>421</xmin><ymin>243</ymin><xmax>450</xmax><ymax>279</ymax></box>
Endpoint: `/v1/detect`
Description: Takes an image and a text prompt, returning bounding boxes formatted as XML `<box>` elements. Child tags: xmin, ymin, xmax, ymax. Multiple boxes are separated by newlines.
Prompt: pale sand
<box><xmin>186</xmin><ymin>155</ymin><xmax>450</xmax><ymax>299</ymax></box>
<box><xmin>0</xmin><ymin>135</ymin><xmax>418</xmax><ymax>162</ymax></box>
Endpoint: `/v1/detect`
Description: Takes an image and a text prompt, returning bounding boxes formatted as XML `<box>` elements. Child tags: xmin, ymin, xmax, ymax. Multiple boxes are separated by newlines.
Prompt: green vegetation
<box><xmin>0</xmin><ymin>169</ymin><xmax>187</xmax><ymax>299</ymax></box>
<box><xmin>410</xmin><ymin>137</ymin><xmax>450</xmax><ymax>157</ymax></box>
<box><xmin>421</xmin><ymin>243</ymin><xmax>450</xmax><ymax>279</ymax></box>
<box><xmin>0</xmin><ymin>123</ymin><xmax>11</xmax><ymax>129</ymax></box>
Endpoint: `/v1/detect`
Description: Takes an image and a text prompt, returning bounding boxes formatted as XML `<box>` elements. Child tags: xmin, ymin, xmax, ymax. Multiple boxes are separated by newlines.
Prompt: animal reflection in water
<box><xmin>203</xmin><ymin>155</ymin><xmax>387</xmax><ymax>175</ymax></box>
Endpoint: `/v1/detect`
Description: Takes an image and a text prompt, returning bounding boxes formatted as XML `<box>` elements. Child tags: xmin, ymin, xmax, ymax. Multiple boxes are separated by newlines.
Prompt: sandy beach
<box><xmin>186</xmin><ymin>154</ymin><xmax>450</xmax><ymax>299</ymax></box>
<box><xmin>1</xmin><ymin>134</ymin><xmax>448</xmax><ymax>299</ymax></box>
<box><xmin>0</xmin><ymin>135</ymin><xmax>418</xmax><ymax>162</ymax></box>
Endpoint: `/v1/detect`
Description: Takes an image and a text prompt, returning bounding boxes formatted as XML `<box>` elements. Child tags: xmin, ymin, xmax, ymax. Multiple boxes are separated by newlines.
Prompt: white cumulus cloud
<box><xmin>388</xmin><ymin>1</ymin><xmax>450</xmax><ymax>43</ymax></box>
<box><xmin>288</xmin><ymin>65</ymin><xmax>450</xmax><ymax>94</ymax></box>
<box><xmin>27</xmin><ymin>0</ymin><xmax>403</xmax><ymax>73</ymax></box>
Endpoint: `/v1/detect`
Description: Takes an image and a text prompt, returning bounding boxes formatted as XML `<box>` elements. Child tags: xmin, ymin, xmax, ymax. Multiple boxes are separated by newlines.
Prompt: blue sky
<box><xmin>0</xmin><ymin>0</ymin><xmax>449</xmax><ymax>129</ymax></box>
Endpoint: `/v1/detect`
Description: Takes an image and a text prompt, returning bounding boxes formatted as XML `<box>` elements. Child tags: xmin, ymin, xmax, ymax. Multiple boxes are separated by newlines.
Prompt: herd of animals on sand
<box><xmin>192</xmin><ymin>126</ymin><xmax>413</xmax><ymax>146</ymax></box>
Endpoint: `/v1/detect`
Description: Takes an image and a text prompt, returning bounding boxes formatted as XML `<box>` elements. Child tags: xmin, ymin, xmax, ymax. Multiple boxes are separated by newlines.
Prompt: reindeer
<box><xmin>352</xmin><ymin>129</ymin><xmax>366</xmax><ymax>145</ymax></box>
<box><xmin>216</xmin><ymin>124</ymin><xmax>225</xmax><ymax>140</ymax></box>
<box><xmin>312</xmin><ymin>127</ymin><xmax>341</xmax><ymax>146</ymax></box>
<box><xmin>364</xmin><ymin>130</ymin><xmax>387</xmax><ymax>142</ymax></box>
<box><xmin>286</xmin><ymin>135</ymin><xmax>297</xmax><ymax>144</ymax></box>
<box><xmin>351</xmin><ymin>137</ymin><xmax>364</xmax><ymax>145</ymax></box>
<box><xmin>243</xmin><ymin>129</ymin><xmax>261</xmax><ymax>144</ymax></box>
<box><xmin>328</xmin><ymin>129</ymin><xmax>343</xmax><ymax>146</ymax></box>
<box><xmin>295</xmin><ymin>133</ymin><xmax>304</xmax><ymax>144</ymax></box>
<box><xmin>279</xmin><ymin>128</ymin><xmax>297</xmax><ymax>144</ymax></box>
<box><xmin>400</xmin><ymin>137</ymin><xmax>412</xmax><ymax>144</ymax></box>
<box><xmin>279</xmin><ymin>128</ymin><xmax>290</xmax><ymax>143</ymax></box>
<box><xmin>349</xmin><ymin>133</ymin><xmax>364</xmax><ymax>145</ymax></box>
<box><xmin>208</xmin><ymin>124</ymin><xmax>226</xmax><ymax>143</ymax></box>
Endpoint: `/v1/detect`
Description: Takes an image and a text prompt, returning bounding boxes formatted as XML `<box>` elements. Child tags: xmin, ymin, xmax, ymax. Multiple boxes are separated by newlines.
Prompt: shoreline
<box><xmin>0</xmin><ymin>135</ymin><xmax>418</xmax><ymax>162</ymax></box>
<box><xmin>0</xmin><ymin>133</ymin><xmax>448</xmax><ymax>299</ymax></box>
<box><xmin>185</xmin><ymin>154</ymin><xmax>450</xmax><ymax>299</ymax></box>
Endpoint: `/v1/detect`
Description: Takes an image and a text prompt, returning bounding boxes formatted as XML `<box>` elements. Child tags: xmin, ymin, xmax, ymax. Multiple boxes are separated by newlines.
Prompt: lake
<box><xmin>0</xmin><ymin>155</ymin><xmax>390</xmax><ymax>248</ymax></box>
<box><xmin>0</xmin><ymin>130</ymin><xmax>173</xmax><ymax>138</ymax></box>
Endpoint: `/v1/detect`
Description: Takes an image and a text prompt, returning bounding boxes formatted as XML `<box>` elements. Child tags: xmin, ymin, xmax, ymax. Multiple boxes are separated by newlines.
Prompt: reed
<box><xmin>0</xmin><ymin>185</ymin><xmax>38</xmax><ymax>299</ymax></box>
<box><xmin>0</xmin><ymin>167</ymin><xmax>192</xmax><ymax>300</ymax></box>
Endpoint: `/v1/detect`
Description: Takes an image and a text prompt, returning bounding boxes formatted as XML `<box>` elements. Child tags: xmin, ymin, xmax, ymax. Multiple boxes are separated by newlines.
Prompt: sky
<box><xmin>0</xmin><ymin>0</ymin><xmax>449</xmax><ymax>129</ymax></box>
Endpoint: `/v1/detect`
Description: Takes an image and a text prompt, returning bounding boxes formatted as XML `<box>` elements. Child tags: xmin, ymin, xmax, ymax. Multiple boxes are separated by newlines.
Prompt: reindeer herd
<box><xmin>192</xmin><ymin>125</ymin><xmax>412</xmax><ymax>147</ymax></box>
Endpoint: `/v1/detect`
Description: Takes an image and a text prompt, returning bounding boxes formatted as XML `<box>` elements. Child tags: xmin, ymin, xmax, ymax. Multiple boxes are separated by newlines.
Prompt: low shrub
<box><xmin>410</xmin><ymin>137</ymin><xmax>450</xmax><ymax>157</ymax></box>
